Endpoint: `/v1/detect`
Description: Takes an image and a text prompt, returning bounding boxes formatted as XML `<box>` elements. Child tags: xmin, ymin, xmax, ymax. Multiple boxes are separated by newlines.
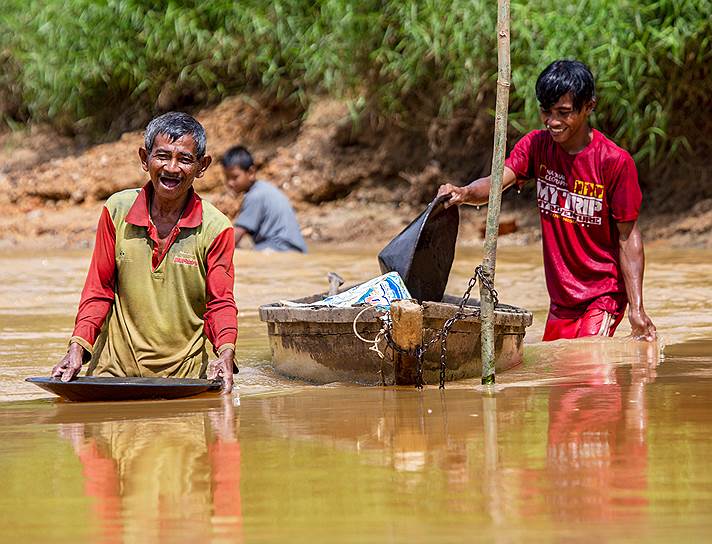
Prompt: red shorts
<box><xmin>543</xmin><ymin>307</ymin><xmax>625</xmax><ymax>341</ymax></box>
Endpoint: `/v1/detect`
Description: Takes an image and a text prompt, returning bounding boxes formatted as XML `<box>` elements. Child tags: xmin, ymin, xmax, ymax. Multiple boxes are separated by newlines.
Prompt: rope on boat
<box><xmin>352</xmin><ymin>305</ymin><xmax>388</xmax><ymax>360</ymax></box>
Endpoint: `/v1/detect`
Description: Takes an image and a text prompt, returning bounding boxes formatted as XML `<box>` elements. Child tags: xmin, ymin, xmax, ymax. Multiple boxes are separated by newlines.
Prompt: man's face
<box><xmin>223</xmin><ymin>165</ymin><xmax>256</xmax><ymax>195</ymax></box>
<box><xmin>139</xmin><ymin>133</ymin><xmax>211</xmax><ymax>205</ymax></box>
<box><xmin>539</xmin><ymin>92</ymin><xmax>594</xmax><ymax>147</ymax></box>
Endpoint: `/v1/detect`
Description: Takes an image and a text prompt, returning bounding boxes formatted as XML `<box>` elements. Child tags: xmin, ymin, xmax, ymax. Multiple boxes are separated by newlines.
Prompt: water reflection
<box><xmin>254</xmin><ymin>340</ymin><xmax>662</xmax><ymax>526</ymax></box>
<box><xmin>523</xmin><ymin>340</ymin><xmax>660</xmax><ymax>522</ymax></box>
<box><xmin>2</xmin><ymin>246</ymin><xmax>712</xmax><ymax>541</ymax></box>
<box><xmin>50</xmin><ymin>396</ymin><xmax>242</xmax><ymax>543</ymax></box>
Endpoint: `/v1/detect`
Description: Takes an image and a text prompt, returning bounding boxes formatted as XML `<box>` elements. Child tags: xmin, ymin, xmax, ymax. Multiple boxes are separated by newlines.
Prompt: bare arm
<box><xmin>437</xmin><ymin>166</ymin><xmax>519</xmax><ymax>208</ymax></box>
<box><xmin>617</xmin><ymin>221</ymin><xmax>656</xmax><ymax>341</ymax></box>
<box><xmin>234</xmin><ymin>226</ymin><xmax>248</xmax><ymax>247</ymax></box>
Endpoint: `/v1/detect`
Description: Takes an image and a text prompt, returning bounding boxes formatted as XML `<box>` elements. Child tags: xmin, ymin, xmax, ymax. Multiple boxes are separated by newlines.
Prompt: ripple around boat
<box><xmin>259</xmin><ymin>293</ymin><xmax>533</xmax><ymax>386</ymax></box>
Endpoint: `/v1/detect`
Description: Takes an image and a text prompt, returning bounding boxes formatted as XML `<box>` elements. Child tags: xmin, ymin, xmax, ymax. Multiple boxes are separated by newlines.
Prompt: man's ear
<box><xmin>138</xmin><ymin>148</ymin><xmax>149</xmax><ymax>172</ymax></box>
<box><xmin>196</xmin><ymin>155</ymin><xmax>212</xmax><ymax>178</ymax></box>
<box><xmin>248</xmin><ymin>165</ymin><xmax>257</xmax><ymax>181</ymax></box>
<box><xmin>586</xmin><ymin>98</ymin><xmax>597</xmax><ymax>114</ymax></box>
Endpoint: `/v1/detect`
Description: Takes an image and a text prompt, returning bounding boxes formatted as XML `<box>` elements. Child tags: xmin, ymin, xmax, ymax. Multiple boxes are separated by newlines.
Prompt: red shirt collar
<box><xmin>125</xmin><ymin>183</ymin><xmax>203</xmax><ymax>228</ymax></box>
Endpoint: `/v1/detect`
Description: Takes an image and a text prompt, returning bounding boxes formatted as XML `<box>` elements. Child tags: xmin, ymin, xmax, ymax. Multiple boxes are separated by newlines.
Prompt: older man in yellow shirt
<box><xmin>51</xmin><ymin>112</ymin><xmax>238</xmax><ymax>392</ymax></box>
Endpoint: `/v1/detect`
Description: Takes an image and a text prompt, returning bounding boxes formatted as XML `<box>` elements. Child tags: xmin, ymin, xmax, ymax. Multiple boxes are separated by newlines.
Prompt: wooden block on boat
<box><xmin>391</xmin><ymin>300</ymin><xmax>423</xmax><ymax>385</ymax></box>
<box><xmin>391</xmin><ymin>300</ymin><xmax>423</xmax><ymax>350</ymax></box>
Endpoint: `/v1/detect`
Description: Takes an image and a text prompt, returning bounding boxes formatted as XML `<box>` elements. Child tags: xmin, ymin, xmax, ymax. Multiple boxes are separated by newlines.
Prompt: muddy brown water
<box><xmin>1</xmin><ymin>245</ymin><xmax>712</xmax><ymax>542</ymax></box>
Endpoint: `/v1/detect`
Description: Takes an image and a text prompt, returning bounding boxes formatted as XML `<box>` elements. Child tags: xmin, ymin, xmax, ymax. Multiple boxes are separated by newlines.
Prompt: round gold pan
<box><xmin>25</xmin><ymin>376</ymin><xmax>222</xmax><ymax>402</ymax></box>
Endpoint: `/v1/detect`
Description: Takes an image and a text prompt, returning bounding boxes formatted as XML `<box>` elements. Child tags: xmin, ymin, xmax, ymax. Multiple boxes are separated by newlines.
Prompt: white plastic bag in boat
<box><xmin>312</xmin><ymin>272</ymin><xmax>411</xmax><ymax>309</ymax></box>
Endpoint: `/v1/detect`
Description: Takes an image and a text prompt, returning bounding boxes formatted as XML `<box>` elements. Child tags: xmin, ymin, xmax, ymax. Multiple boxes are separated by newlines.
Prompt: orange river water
<box><xmin>1</xmin><ymin>244</ymin><xmax>711</xmax><ymax>542</ymax></box>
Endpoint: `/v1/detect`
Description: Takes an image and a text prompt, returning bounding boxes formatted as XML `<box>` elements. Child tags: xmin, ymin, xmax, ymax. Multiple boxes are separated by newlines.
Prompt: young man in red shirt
<box><xmin>438</xmin><ymin>60</ymin><xmax>656</xmax><ymax>342</ymax></box>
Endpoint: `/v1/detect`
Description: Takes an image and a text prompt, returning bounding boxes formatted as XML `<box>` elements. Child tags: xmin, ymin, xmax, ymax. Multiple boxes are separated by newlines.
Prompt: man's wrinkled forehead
<box><xmin>151</xmin><ymin>132</ymin><xmax>198</xmax><ymax>156</ymax></box>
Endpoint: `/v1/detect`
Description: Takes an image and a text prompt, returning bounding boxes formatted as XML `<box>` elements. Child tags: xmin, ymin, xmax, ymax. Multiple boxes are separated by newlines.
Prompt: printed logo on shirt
<box><xmin>539</xmin><ymin>164</ymin><xmax>567</xmax><ymax>188</ymax></box>
<box><xmin>573</xmin><ymin>179</ymin><xmax>605</xmax><ymax>199</ymax></box>
<box><xmin>536</xmin><ymin>166</ymin><xmax>604</xmax><ymax>226</ymax></box>
<box><xmin>173</xmin><ymin>251</ymin><xmax>199</xmax><ymax>267</ymax></box>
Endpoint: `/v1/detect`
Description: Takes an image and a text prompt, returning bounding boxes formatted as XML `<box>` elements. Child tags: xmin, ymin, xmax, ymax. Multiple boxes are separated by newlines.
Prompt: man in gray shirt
<box><xmin>221</xmin><ymin>146</ymin><xmax>307</xmax><ymax>253</ymax></box>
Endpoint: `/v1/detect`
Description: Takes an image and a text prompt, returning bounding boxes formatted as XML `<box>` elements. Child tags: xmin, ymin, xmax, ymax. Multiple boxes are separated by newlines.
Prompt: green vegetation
<box><xmin>1</xmin><ymin>0</ymin><xmax>710</xmax><ymax>164</ymax></box>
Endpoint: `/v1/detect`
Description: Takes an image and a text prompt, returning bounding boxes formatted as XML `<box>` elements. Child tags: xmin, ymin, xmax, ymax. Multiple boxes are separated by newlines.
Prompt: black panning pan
<box><xmin>25</xmin><ymin>376</ymin><xmax>222</xmax><ymax>402</ymax></box>
<box><xmin>378</xmin><ymin>194</ymin><xmax>459</xmax><ymax>302</ymax></box>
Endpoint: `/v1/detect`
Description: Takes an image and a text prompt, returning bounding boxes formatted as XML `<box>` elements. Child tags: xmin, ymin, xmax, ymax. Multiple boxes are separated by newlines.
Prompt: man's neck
<box><xmin>150</xmin><ymin>193</ymin><xmax>189</xmax><ymax>229</ymax></box>
<box><xmin>559</xmin><ymin>125</ymin><xmax>594</xmax><ymax>154</ymax></box>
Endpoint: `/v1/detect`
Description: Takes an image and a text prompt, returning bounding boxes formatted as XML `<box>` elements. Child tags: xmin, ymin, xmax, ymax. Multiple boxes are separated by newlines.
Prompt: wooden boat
<box><xmin>259</xmin><ymin>293</ymin><xmax>533</xmax><ymax>386</ymax></box>
<box><xmin>260</xmin><ymin>196</ymin><xmax>533</xmax><ymax>386</ymax></box>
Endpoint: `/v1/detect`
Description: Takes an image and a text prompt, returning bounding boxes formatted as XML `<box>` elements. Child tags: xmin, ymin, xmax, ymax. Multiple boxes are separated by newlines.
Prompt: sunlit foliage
<box><xmin>1</xmin><ymin>0</ymin><xmax>710</xmax><ymax>163</ymax></box>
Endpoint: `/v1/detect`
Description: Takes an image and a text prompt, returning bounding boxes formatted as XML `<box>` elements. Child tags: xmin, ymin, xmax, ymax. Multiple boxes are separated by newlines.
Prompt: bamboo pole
<box><xmin>480</xmin><ymin>0</ymin><xmax>511</xmax><ymax>385</ymax></box>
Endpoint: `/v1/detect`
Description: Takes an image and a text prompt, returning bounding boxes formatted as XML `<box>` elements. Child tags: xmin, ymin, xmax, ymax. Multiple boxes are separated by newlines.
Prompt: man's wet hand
<box><xmin>208</xmin><ymin>348</ymin><xmax>235</xmax><ymax>394</ymax></box>
<box><xmin>437</xmin><ymin>183</ymin><xmax>469</xmax><ymax>208</ymax></box>
<box><xmin>51</xmin><ymin>343</ymin><xmax>84</xmax><ymax>382</ymax></box>
<box><xmin>629</xmin><ymin>308</ymin><xmax>657</xmax><ymax>342</ymax></box>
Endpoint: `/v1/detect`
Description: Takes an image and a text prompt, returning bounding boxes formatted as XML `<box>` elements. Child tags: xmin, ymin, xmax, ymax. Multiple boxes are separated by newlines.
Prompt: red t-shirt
<box><xmin>505</xmin><ymin>129</ymin><xmax>642</xmax><ymax>318</ymax></box>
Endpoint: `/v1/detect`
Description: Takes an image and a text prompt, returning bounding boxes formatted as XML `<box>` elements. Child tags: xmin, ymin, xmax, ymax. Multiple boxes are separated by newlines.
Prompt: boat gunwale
<box><xmin>259</xmin><ymin>292</ymin><xmax>533</xmax><ymax>328</ymax></box>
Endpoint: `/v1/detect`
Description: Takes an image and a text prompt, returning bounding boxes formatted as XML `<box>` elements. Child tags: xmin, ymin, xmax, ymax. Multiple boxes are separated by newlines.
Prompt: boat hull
<box><xmin>259</xmin><ymin>294</ymin><xmax>533</xmax><ymax>385</ymax></box>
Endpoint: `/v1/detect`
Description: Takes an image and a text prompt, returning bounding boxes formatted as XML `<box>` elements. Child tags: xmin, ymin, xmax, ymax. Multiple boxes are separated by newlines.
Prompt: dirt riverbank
<box><xmin>1</xmin><ymin>96</ymin><xmax>710</xmax><ymax>250</ymax></box>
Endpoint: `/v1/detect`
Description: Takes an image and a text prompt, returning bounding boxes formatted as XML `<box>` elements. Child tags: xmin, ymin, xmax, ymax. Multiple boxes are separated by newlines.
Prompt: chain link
<box><xmin>474</xmin><ymin>265</ymin><xmax>498</xmax><ymax>308</ymax></box>
<box><xmin>415</xmin><ymin>346</ymin><xmax>425</xmax><ymax>389</ymax></box>
<box><xmin>381</xmin><ymin>264</ymin><xmax>499</xmax><ymax>390</ymax></box>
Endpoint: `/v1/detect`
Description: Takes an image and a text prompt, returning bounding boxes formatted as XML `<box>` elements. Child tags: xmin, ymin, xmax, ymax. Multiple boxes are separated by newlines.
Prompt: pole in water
<box><xmin>480</xmin><ymin>0</ymin><xmax>511</xmax><ymax>385</ymax></box>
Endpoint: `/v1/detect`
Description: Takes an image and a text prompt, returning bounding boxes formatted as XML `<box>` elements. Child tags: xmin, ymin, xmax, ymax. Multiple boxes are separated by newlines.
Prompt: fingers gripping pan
<box><xmin>378</xmin><ymin>195</ymin><xmax>459</xmax><ymax>303</ymax></box>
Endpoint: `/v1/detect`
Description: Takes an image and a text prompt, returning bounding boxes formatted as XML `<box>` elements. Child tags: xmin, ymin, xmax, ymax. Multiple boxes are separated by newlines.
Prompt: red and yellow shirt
<box><xmin>70</xmin><ymin>184</ymin><xmax>237</xmax><ymax>378</ymax></box>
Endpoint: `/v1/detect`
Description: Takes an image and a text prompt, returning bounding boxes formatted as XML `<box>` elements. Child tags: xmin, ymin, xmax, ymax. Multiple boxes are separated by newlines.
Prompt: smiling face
<box><xmin>539</xmin><ymin>93</ymin><xmax>595</xmax><ymax>153</ymax></box>
<box><xmin>138</xmin><ymin>132</ymin><xmax>212</xmax><ymax>206</ymax></box>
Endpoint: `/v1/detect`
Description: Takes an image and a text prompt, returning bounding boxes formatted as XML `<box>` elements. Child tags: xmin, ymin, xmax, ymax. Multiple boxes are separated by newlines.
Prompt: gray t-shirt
<box><xmin>234</xmin><ymin>180</ymin><xmax>307</xmax><ymax>252</ymax></box>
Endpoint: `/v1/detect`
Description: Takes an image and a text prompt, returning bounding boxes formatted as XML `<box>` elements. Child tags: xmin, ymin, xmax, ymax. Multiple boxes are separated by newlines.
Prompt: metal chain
<box><xmin>380</xmin><ymin>264</ymin><xmax>500</xmax><ymax>390</ymax></box>
<box><xmin>415</xmin><ymin>346</ymin><xmax>425</xmax><ymax>389</ymax></box>
<box><xmin>474</xmin><ymin>265</ymin><xmax>498</xmax><ymax>308</ymax></box>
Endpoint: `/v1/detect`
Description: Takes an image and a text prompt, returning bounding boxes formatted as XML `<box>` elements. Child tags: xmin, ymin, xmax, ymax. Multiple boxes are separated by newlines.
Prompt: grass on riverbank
<box><xmin>1</xmin><ymin>0</ymin><xmax>711</xmax><ymax>166</ymax></box>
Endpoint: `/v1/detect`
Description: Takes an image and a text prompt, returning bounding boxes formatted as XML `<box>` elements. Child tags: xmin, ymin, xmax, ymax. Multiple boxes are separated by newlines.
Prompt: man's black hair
<box><xmin>220</xmin><ymin>145</ymin><xmax>254</xmax><ymax>171</ymax></box>
<box><xmin>535</xmin><ymin>60</ymin><xmax>596</xmax><ymax>111</ymax></box>
<box><xmin>144</xmin><ymin>111</ymin><xmax>207</xmax><ymax>158</ymax></box>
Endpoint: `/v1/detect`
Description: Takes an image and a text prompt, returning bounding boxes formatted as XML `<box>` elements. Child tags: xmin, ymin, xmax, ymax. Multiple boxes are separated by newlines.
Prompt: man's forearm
<box><xmin>617</xmin><ymin>221</ymin><xmax>656</xmax><ymax>340</ymax></box>
<box><xmin>462</xmin><ymin>177</ymin><xmax>493</xmax><ymax>206</ymax></box>
<box><xmin>234</xmin><ymin>226</ymin><xmax>248</xmax><ymax>246</ymax></box>
<box><xmin>462</xmin><ymin>166</ymin><xmax>518</xmax><ymax>206</ymax></box>
<box><xmin>618</xmin><ymin>223</ymin><xmax>645</xmax><ymax>312</ymax></box>
<box><xmin>218</xmin><ymin>347</ymin><xmax>235</xmax><ymax>365</ymax></box>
